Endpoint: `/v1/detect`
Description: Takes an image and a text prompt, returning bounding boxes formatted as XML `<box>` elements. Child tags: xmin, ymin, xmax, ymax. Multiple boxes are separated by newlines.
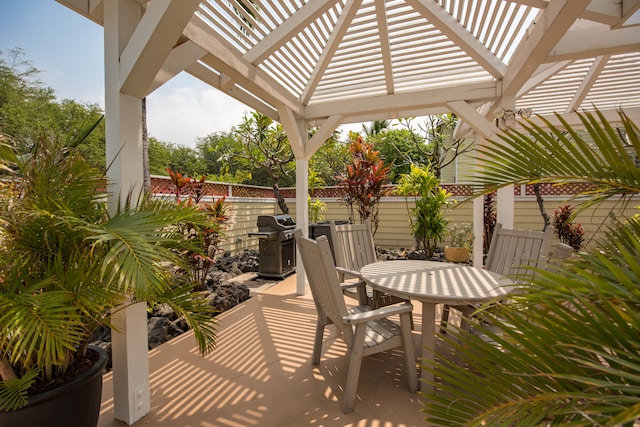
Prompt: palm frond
<box><xmin>474</xmin><ymin>110</ymin><xmax>640</xmax><ymax>210</ymax></box>
<box><xmin>149</xmin><ymin>283</ymin><xmax>218</xmax><ymax>356</ymax></box>
<box><xmin>424</xmin><ymin>109</ymin><xmax>640</xmax><ymax>425</ymax></box>
<box><xmin>0</xmin><ymin>368</ymin><xmax>39</xmax><ymax>411</ymax></box>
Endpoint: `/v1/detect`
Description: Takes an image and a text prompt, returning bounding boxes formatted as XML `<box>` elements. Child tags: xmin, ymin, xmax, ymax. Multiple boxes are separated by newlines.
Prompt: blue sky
<box><xmin>0</xmin><ymin>0</ymin><xmax>256</xmax><ymax>148</ymax></box>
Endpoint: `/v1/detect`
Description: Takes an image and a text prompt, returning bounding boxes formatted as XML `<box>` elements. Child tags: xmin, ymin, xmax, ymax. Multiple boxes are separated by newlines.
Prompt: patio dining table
<box><xmin>360</xmin><ymin>260</ymin><xmax>513</xmax><ymax>392</ymax></box>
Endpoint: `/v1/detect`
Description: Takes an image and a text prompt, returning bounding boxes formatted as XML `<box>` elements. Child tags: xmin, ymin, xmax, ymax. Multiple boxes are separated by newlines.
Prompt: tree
<box><xmin>399</xmin><ymin>113</ymin><xmax>473</xmax><ymax>178</ymax></box>
<box><xmin>0</xmin><ymin>48</ymin><xmax>106</xmax><ymax>168</ymax></box>
<box><xmin>361</xmin><ymin>119</ymin><xmax>391</xmax><ymax>137</ymax></box>
<box><xmin>164</xmin><ymin>143</ymin><xmax>206</xmax><ymax>176</ymax></box>
<box><xmin>309</xmin><ymin>128</ymin><xmax>350</xmax><ymax>186</ymax></box>
<box><xmin>230</xmin><ymin>111</ymin><xmax>295</xmax><ymax>214</ymax></box>
<box><xmin>369</xmin><ymin>128</ymin><xmax>428</xmax><ymax>183</ymax></box>
<box><xmin>196</xmin><ymin>131</ymin><xmax>253</xmax><ymax>183</ymax></box>
<box><xmin>422</xmin><ymin>109</ymin><xmax>640</xmax><ymax>426</ymax></box>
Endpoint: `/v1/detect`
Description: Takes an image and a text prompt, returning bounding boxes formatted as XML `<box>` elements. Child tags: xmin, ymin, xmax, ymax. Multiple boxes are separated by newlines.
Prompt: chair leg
<box><xmin>312</xmin><ymin>317</ymin><xmax>325</xmax><ymax>365</ymax></box>
<box><xmin>342</xmin><ymin>325</ymin><xmax>366</xmax><ymax>413</ymax></box>
<box><xmin>399</xmin><ymin>311</ymin><xmax>418</xmax><ymax>392</ymax></box>
<box><xmin>440</xmin><ymin>304</ymin><xmax>451</xmax><ymax>334</ymax></box>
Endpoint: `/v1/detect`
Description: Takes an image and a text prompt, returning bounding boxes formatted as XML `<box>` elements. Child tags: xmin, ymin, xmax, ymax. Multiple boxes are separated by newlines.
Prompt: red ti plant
<box><xmin>167</xmin><ymin>167</ymin><xmax>192</xmax><ymax>202</ymax></box>
<box><xmin>166</xmin><ymin>168</ymin><xmax>229</xmax><ymax>288</ymax></box>
<box><xmin>337</xmin><ymin>135</ymin><xmax>391</xmax><ymax>234</ymax></box>
<box><xmin>552</xmin><ymin>204</ymin><xmax>586</xmax><ymax>250</ymax></box>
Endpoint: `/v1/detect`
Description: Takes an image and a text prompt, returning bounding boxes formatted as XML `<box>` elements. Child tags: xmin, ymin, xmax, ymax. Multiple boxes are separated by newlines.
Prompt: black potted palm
<box><xmin>0</xmin><ymin>119</ymin><xmax>218</xmax><ymax>426</ymax></box>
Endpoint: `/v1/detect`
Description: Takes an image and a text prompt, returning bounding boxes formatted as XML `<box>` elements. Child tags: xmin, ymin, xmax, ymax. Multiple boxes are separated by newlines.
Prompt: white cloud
<box><xmin>146</xmin><ymin>75</ymin><xmax>251</xmax><ymax>148</ymax></box>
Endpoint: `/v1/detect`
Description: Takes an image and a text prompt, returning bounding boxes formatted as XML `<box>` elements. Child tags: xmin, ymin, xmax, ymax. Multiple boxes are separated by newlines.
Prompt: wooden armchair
<box><xmin>329</xmin><ymin>221</ymin><xmax>408</xmax><ymax>309</ymax></box>
<box><xmin>441</xmin><ymin>223</ymin><xmax>553</xmax><ymax>332</ymax></box>
<box><xmin>294</xmin><ymin>230</ymin><xmax>417</xmax><ymax>413</ymax></box>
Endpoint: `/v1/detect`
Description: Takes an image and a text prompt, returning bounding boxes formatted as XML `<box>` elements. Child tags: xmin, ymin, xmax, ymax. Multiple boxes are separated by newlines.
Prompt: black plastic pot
<box><xmin>0</xmin><ymin>346</ymin><xmax>108</xmax><ymax>427</ymax></box>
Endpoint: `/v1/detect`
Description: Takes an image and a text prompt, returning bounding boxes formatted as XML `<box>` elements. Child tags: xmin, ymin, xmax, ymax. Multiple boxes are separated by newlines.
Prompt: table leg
<box><xmin>420</xmin><ymin>301</ymin><xmax>436</xmax><ymax>393</ymax></box>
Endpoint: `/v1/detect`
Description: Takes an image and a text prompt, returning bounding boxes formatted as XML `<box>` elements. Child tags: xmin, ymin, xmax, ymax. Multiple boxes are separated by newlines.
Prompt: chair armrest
<box><xmin>336</xmin><ymin>266</ymin><xmax>360</xmax><ymax>278</ymax></box>
<box><xmin>343</xmin><ymin>303</ymin><xmax>413</xmax><ymax>325</ymax></box>
<box><xmin>340</xmin><ymin>280</ymin><xmax>366</xmax><ymax>291</ymax></box>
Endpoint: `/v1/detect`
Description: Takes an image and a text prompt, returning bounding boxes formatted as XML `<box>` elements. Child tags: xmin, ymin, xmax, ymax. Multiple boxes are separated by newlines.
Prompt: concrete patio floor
<box><xmin>97</xmin><ymin>274</ymin><xmax>441</xmax><ymax>427</ymax></box>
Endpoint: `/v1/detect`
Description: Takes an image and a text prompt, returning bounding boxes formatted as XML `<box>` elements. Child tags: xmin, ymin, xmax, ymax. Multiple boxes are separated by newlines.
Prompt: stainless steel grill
<box><xmin>249</xmin><ymin>214</ymin><xmax>296</xmax><ymax>279</ymax></box>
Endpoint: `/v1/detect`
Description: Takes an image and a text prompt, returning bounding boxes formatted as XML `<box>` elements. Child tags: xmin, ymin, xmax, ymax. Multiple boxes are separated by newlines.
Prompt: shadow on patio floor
<box><xmin>98</xmin><ymin>274</ymin><xmax>440</xmax><ymax>427</ymax></box>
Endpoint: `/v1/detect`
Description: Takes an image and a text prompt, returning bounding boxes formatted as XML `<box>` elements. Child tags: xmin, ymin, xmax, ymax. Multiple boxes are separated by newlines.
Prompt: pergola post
<box><xmin>495</xmin><ymin>96</ymin><xmax>516</xmax><ymax>229</ymax></box>
<box><xmin>295</xmin><ymin>159</ymin><xmax>309</xmax><ymax>295</ymax></box>
<box><xmin>278</xmin><ymin>106</ymin><xmax>311</xmax><ymax>295</ymax></box>
<box><xmin>104</xmin><ymin>0</ymin><xmax>149</xmax><ymax>424</ymax></box>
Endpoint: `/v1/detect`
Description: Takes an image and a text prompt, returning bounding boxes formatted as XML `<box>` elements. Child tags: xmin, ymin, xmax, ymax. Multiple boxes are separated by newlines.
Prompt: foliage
<box><xmin>308</xmin><ymin>169</ymin><xmax>327</xmax><ymax>223</ymax></box>
<box><xmin>166</xmin><ymin>168</ymin><xmax>229</xmax><ymax>288</ymax></box>
<box><xmin>552</xmin><ymin>204</ymin><xmax>586</xmax><ymax>250</ymax></box>
<box><xmin>447</xmin><ymin>223</ymin><xmax>473</xmax><ymax>249</ymax></box>
<box><xmin>361</xmin><ymin>119</ymin><xmax>391</xmax><ymax>137</ymax></box>
<box><xmin>0</xmin><ymin>123</ymin><xmax>218</xmax><ymax>411</ymax></box>
<box><xmin>309</xmin><ymin>129</ymin><xmax>350</xmax><ymax>186</ymax></box>
<box><xmin>399</xmin><ymin>113</ymin><xmax>473</xmax><ymax>178</ymax></box>
<box><xmin>0</xmin><ymin>48</ymin><xmax>106</xmax><ymax>169</ymax></box>
<box><xmin>337</xmin><ymin>135</ymin><xmax>391</xmax><ymax>233</ymax></box>
<box><xmin>395</xmin><ymin>163</ymin><xmax>451</xmax><ymax>257</ymax></box>
<box><xmin>483</xmin><ymin>192</ymin><xmax>497</xmax><ymax>254</ymax></box>
<box><xmin>422</xmin><ymin>109</ymin><xmax>640</xmax><ymax>426</ymax></box>
<box><xmin>231</xmin><ymin>111</ymin><xmax>295</xmax><ymax>213</ymax></box>
<box><xmin>369</xmin><ymin>128</ymin><xmax>428</xmax><ymax>183</ymax></box>
<box><xmin>195</xmin><ymin>131</ymin><xmax>249</xmax><ymax>181</ymax></box>
<box><xmin>308</xmin><ymin>196</ymin><xmax>327</xmax><ymax>223</ymax></box>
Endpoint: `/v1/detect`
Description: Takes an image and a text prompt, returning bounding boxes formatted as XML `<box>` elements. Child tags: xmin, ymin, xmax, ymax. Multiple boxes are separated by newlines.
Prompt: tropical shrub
<box><xmin>337</xmin><ymin>135</ymin><xmax>391</xmax><ymax>233</ymax></box>
<box><xmin>0</xmin><ymin>123</ymin><xmax>218</xmax><ymax>411</ymax></box>
<box><xmin>166</xmin><ymin>167</ymin><xmax>229</xmax><ymax>288</ymax></box>
<box><xmin>483</xmin><ymin>192</ymin><xmax>497</xmax><ymax>254</ymax></box>
<box><xmin>395</xmin><ymin>163</ymin><xmax>451</xmax><ymax>257</ymax></box>
<box><xmin>422</xmin><ymin>109</ymin><xmax>640</xmax><ymax>426</ymax></box>
<box><xmin>552</xmin><ymin>204</ymin><xmax>586</xmax><ymax>250</ymax></box>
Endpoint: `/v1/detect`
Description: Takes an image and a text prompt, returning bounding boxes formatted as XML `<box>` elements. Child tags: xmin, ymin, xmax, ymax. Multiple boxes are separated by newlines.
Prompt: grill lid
<box><xmin>257</xmin><ymin>214</ymin><xmax>296</xmax><ymax>231</ymax></box>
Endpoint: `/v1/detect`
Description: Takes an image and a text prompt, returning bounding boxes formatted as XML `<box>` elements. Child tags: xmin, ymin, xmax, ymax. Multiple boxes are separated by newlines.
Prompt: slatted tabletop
<box><xmin>361</xmin><ymin>260</ymin><xmax>513</xmax><ymax>393</ymax></box>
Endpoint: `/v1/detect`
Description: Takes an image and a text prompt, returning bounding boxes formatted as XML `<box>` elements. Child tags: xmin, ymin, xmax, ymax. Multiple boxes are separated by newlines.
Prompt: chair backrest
<box><xmin>485</xmin><ymin>223</ymin><xmax>553</xmax><ymax>279</ymax></box>
<box><xmin>294</xmin><ymin>230</ymin><xmax>352</xmax><ymax>339</ymax></box>
<box><xmin>330</xmin><ymin>221</ymin><xmax>377</xmax><ymax>273</ymax></box>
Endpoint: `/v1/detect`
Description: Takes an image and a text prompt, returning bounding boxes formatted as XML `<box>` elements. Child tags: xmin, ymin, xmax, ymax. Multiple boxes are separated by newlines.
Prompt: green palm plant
<box><xmin>422</xmin><ymin>109</ymin><xmax>640</xmax><ymax>425</ymax></box>
<box><xmin>0</xmin><ymin>119</ymin><xmax>218</xmax><ymax>411</ymax></box>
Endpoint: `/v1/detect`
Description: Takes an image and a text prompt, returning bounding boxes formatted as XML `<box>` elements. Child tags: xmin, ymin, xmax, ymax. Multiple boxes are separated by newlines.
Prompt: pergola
<box><xmin>57</xmin><ymin>0</ymin><xmax>640</xmax><ymax>424</ymax></box>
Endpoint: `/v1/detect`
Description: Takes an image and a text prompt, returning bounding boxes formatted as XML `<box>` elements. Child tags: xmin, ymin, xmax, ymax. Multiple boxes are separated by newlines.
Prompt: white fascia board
<box><xmin>546</xmin><ymin>25</ymin><xmax>640</xmax><ymax>62</ymax></box>
<box><xmin>304</xmin><ymin>81</ymin><xmax>498</xmax><ymax>122</ymax></box>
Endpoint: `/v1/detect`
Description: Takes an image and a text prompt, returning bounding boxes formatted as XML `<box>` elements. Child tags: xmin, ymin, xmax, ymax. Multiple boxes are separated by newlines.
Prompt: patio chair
<box><xmin>441</xmin><ymin>223</ymin><xmax>553</xmax><ymax>333</ymax></box>
<box><xmin>294</xmin><ymin>230</ymin><xmax>418</xmax><ymax>413</ymax></box>
<box><xmin>329</xmin><ymin>221</ymin><xmax>409</xmax><ymax>311</ymax></box>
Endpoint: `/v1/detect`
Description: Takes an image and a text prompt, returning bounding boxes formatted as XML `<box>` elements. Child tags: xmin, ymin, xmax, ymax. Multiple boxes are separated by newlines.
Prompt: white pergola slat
<box><xmin>55</xmin><ymin>0</ymin><xmax>640</xmax><ymax>423</ymax></box>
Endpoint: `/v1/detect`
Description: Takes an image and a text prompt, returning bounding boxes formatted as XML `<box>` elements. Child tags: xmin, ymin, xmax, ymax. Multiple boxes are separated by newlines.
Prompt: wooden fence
<box><xmin>150</xmin><ymin>176</ymin><xmax>638</xmax><ymax>255</ymax></box>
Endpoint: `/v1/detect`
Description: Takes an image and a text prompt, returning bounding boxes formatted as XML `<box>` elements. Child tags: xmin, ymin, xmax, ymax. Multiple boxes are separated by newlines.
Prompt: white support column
<box><xmin>278</xmin><ymin>104</ymin><xmax>314</xmax><ymax>295</ymax></box>
<box><xmin>111</xmin><ymin>302</ymin><xmax>150</xmax><ymax>424</ymax></box>
<box><xmin>104</xmin><ymin>0</ymin><xmax>149</xmax><ymax>423</ymax></box>
<box><xmin>496</xmin><ymin>96</ymin><xmax>515</xmax><ymax>229</ymax></box>
<box><xmin>472</xmin><ymin>196</ymin><xmax>483</xmax><ymax>268</ymax></box>
<box><xmin>295</xmin><ymin>158</ymin><xmax>309</xmax><ymax>295</ymax></box>
<box><xmin>496</xmin><ymin>185</ymin><xmax>515</xmax><ymax>229</ymax></box>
